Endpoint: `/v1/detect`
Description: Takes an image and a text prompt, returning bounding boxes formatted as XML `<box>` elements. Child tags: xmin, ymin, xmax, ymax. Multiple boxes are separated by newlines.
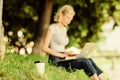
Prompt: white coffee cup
<box><xmin>34</xmin><ymin>61</ymin><xmax>45</xmax><ymax>75</ymax></box>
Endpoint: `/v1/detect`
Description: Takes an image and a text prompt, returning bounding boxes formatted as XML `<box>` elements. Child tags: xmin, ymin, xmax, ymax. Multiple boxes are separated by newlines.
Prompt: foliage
<box><xmin>3</xmin><ymin>0</ymin><xmax>120</xmax><ymax>49</ymax></box>
<box><xmin>0</xmin><ymin>53</ymin><xmax>89</xmax><ymax>80</ymax></box>
<box><xmin>3</xmin><ymin>0</ymin><xmax>38</xmax><ymax>43</ymax></box>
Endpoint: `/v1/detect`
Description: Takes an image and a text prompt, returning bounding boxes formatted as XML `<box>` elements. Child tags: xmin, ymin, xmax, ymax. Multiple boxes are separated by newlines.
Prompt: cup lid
<box><xmin>34</xmin><ymin>61</ymin><xmax>44</xmax><ymax>63</ymax></box>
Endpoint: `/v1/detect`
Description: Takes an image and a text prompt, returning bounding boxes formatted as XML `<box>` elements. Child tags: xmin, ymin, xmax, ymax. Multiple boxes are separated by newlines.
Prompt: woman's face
<box><xmin>61</xmin><ymin>13</ymin><xmax>74</xmax><ymax>26</ymax></box>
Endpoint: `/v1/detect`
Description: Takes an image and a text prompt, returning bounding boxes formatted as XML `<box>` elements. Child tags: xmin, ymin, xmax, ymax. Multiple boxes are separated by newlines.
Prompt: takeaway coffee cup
<box><xmin>34</xmin><ymin>61</ymin><xmax>45</xmax><ymax>75</ymax></box>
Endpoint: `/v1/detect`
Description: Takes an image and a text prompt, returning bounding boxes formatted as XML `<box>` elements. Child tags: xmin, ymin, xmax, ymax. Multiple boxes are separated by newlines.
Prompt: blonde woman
<box><xmin>42</xmin><ymin>5</ymin><xmax>105</xmax><ymax>80</ymax></box>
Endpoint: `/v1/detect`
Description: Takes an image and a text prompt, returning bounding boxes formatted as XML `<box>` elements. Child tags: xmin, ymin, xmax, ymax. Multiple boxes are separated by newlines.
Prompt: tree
<box><xmin>0</xmin><ymin>0</ymin><xmax>5</xmax><ymax>60</ymax></box>
<box><xmin>3</xmin><ymin>0</ymin><xmax>120</xmax><ymax>55</ymax></box>
<box><xmin>32</xmin><ymin>0</ymin><xmax>54</xmax><ymax>55</ymax></box>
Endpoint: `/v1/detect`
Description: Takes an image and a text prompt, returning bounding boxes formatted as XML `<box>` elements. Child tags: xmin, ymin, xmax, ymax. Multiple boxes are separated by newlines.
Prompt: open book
<box><xmin>57</xmin><ymin>42</ymin><xmax>97</xmax><ymax>62</ymax></box>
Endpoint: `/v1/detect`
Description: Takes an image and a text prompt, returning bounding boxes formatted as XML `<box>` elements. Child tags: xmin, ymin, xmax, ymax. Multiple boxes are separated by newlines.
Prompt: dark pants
<box><xmin>49</xmin><ymin>55</ymin><xmax>103</xmax><ymax>77</ymax></box>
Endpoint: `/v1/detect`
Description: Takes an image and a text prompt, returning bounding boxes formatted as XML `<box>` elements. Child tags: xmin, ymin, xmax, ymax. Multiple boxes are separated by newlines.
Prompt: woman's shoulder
<box><xmin>48</xmin><ymin>23</ymin><xmax>57</xmax><ymax>33</ymax></box>
<box><xmin>49</xmin><ymin>23</ymin><xmax>57</xmax><ymax>27</ymax></box>
<box><xmin>49</xmin><ymin>23</ymin><xmax>58</xmax><ymax>30</ymax></box>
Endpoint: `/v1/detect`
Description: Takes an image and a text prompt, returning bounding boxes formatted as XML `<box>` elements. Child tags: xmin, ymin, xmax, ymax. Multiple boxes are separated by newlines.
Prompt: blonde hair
<box><xmin>54</xmin><ymin>5</ymin><xmax>75</xmax><ymax>22</ymax></box>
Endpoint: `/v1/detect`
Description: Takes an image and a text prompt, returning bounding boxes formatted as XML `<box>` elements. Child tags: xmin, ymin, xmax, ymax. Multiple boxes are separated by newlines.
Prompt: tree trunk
<box><xmin>0</xmin><ymin>0</ymin><xmax>5</xmax><ymax>60</ymax></box>
<box><xmin>32</xmin><ymin>0</ymin><xmax>54</xmax><ymax>55</ymax></box>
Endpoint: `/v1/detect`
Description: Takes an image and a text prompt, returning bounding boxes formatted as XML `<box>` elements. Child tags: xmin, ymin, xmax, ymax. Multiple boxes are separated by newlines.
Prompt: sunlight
<box><xmin>98</xmin><ymin>17</ymin><xmax>120</xmax><ymax>53</ymax></box>
<box><xmin>17</xmin><ymin>29</ymin><xmax>24</xmax><ymax>38</ymax></box>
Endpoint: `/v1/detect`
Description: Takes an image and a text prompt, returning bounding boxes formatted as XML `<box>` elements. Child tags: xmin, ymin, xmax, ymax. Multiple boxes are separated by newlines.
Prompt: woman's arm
<box><xmin>42</xmin><ymin>29</ymin><xmax>67</xmax><ymax>58</ymax></box>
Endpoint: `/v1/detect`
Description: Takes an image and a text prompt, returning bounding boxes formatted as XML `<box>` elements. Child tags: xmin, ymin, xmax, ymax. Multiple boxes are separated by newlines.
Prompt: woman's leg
<box><xmin>90</xmin><ymin>73</ymin><xmax>99</xmax><ymax>80</ymax></box>
<box><xmin>88</xmin><ymin>58</ymin><xmax>105</xmax><ymax>80</ymax></box>
<box><xmin>88</xmin><ymin>58</ymin><xmax>103</xmax><ymax>75</ymax></box>
<box><xmin>98</xmin><ymin>73</ymin><xmax>106</xmax><ymax>80</ymax></box>
<box><xmin>57</xmin><ymin>58</ymin><xmax>99</xmax><ymax>80</ymax></box>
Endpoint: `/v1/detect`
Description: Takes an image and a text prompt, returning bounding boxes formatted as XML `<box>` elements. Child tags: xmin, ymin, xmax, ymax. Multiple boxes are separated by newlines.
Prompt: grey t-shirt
<box><xmin>49</xmin><ymin>24</ymin><xmax>69</xmax><ymax>52</ymax></box>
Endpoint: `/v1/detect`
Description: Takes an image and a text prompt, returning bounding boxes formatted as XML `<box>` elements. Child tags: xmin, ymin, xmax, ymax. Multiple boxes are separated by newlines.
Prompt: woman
<box><xmin>42</xmin><ymin>4</ymin><xmax>105</xmax><ymax>80</ymax></box>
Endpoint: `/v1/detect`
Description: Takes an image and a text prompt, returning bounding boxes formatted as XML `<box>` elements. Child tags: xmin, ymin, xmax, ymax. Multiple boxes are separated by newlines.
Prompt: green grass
<box><xmin>0</xmin><ymin>54</ymin><xmax>89</xmax><ymax>80</ymax></box>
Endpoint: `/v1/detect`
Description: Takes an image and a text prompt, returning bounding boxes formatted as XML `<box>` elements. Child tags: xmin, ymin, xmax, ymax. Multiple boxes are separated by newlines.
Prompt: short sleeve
<box><xmin>48</xmin><ymin>24</ymin><xmax>56</xmax><ymax>35</ymax></box>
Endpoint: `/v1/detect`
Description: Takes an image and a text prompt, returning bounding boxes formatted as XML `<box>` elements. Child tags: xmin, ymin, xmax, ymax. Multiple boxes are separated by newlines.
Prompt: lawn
<box><xmin>0</xmin><ymin>53</ymin><xmax>89</xmax><ymax>80</ymax></box>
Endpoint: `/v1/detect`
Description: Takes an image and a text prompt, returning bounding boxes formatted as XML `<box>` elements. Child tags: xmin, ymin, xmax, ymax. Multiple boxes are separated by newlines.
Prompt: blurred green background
<box><xmin>3</xmin><ymin>0</ymin><xmax>120</xmax><ymax>50</ymax></box>
<box><xmin>1</xmin><ymin>0</ymin><xmax>120</xmax><ymax>80</ymax></box>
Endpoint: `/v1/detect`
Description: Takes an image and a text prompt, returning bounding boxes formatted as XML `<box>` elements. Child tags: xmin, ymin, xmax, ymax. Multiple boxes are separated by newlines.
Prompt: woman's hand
<box><xmin>60</xmin><ymin>51</ymin><xmax>78</xmax><ymax>58</ymax></box>
<box><xmin>64</xmin><ymin>51</ymin><xmax>77</xmax><ymax>57</ymax></box>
